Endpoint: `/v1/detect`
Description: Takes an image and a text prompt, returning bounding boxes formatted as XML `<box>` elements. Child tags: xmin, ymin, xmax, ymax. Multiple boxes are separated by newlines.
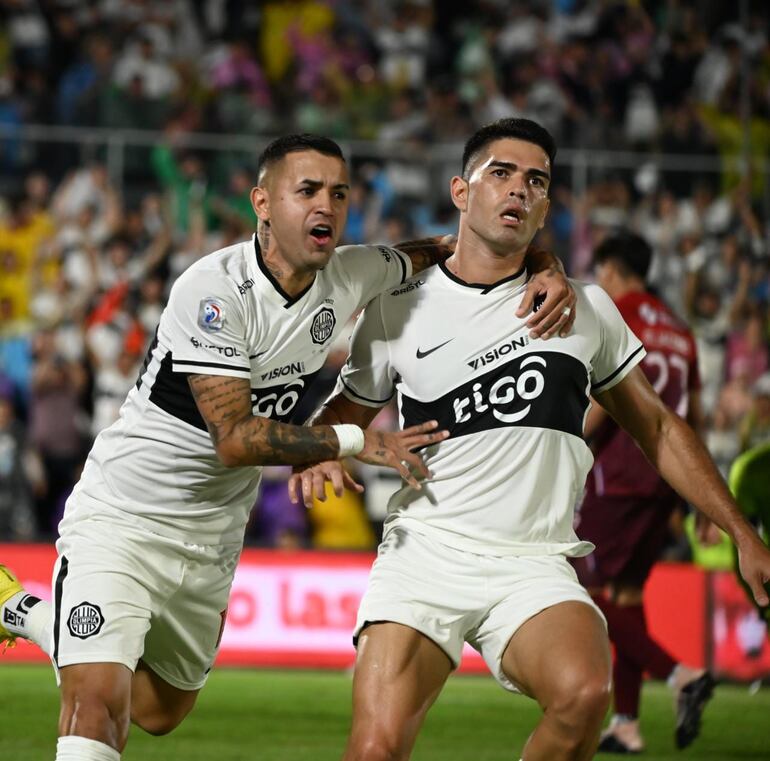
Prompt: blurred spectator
<box><xmin>28</xmin><ymin>330</ymin><xmax>88</xmax><ymax>535</ymax></box>
<box><xmin>0</xmin><ymin>394</ymin><xmax>40</xmax><ymax>540</ymax></box>
<box><xmin>739</xmin><ymin>373</ymin><xmax>770</xmax><ymax>453</ymax></box>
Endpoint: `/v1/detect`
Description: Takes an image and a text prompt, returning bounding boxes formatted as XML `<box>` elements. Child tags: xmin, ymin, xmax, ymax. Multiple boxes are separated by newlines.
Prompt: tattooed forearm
<box><xmin>259</xmin><ymin>422</ymin><xmax>339</xmax><ymax>464</ymax></box>
<box><xmin>396</xmin><ymin>236</ymin><xmax>454</xmax><ymax>274</ymax></box>
<box><xmin>188</xmin><ymin>373</ymin><xmax>341</xmax><ymax>466</ymax></box>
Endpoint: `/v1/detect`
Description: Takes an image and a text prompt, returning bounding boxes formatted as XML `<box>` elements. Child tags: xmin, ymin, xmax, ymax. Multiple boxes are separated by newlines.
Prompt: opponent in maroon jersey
<box><xmin>574</xmin><ymin>233</ymin><xmax>715</xmax><ymax>753</ymax></box>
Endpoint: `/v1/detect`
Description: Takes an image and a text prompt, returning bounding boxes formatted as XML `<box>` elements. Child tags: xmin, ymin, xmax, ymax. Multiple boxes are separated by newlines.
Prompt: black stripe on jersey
<box><xmin>135</xmin><ymin>328</ymin><xmax>159</xmax><ymax>390</ymax></box>
<box><xmin>340</xmin><ymin>376</ymin><xmax>395</xmax><ymax>406</ymax></box>
<box><xmin>173</xmin><ymin>358</ymin><xmax>250</xmax><ymax>373</ymax></box>
<box><xmin>400</xmin><ymin>351</ymin><xmax>589</xmax><ymax>440</ymax></box>
<box><xmin>251</xmin><ymin>368</ymin><xmax>323</xmax><ymax>423</ymax></box>
<box><xmin>592</xmin><ymin>344</ymin><xmax>644</xmax><ymax>392</ymax></box>
<box><xmin>149</xmin><ymin>351</ymin><xmax>208</xmax><ymax>431</ymax></box>
<box><xmin>254</xmin><ymin>238</ymin><xmax>314</xmax><ymax>308</ymax></box>
<box><xmin>53</xmin><ymin>556</ymin><xmax>68</xmax><ymax>667</ymax></box>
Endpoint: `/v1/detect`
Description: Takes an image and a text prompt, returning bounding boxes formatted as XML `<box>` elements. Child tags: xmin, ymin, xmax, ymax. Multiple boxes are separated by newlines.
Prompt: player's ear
<box><xmin>250</xmin><ymin>186</ymin><xmax>269</xmax><ymax>222</ymax></box>
<box><xmin>450</xmin><ymin>175</ymin><xmax>468</xmax><ymax>212</ymax></box>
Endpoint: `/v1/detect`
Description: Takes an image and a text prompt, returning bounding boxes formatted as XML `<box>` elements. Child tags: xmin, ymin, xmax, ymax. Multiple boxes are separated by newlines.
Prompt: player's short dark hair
<box><xmin>257</xmin><ymin>134</ymin><xmax>345</xmax><ymax>181</ymax></box>
<box><xmin>594</xmin><ymin>232</ymin><xmax>653</xmax><ymax>281</ymax></box>
<box><xmin>461</xmin><ymin>118</ymin><xmax>556</xmax><ymax>180</ymax></box>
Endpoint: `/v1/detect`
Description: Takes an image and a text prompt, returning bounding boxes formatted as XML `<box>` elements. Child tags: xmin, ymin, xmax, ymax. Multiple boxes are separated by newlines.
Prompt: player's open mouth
<box><xmin>501</xmin><ymin>208</ymin><xmax>524</xmax><ymax>226</ymax></box>
<box><xmin>309</xmin><ymin>225</ymin><xmax>333</xmax><ymax>245</ymax></box>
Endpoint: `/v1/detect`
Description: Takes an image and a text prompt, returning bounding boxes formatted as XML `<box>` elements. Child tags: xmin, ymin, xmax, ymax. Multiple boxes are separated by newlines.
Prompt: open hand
<box><xmin>518</xmin><ymin>261</ymin><xmax>576</xmax><ymax>339</ymax></box>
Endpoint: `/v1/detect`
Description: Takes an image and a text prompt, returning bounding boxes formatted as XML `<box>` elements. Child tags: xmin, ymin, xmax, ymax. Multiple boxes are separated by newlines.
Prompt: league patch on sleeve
<box><xmin>198</xmin><ymin>297</ymin><xmax>226</xmax><ymax>332</ymax></box>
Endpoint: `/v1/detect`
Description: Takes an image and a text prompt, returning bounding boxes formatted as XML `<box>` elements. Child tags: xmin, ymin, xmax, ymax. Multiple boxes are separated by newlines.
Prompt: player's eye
<box><xmin>530</xmin><ymin>176</ymin><xmax>544</xmax><ymax>187</ymax></box>
<box><xmin>492</xmin><ymin>169</ymin><xmax>507</xmax><ymax>178</ymax></box>
<box><xmin>299</xmin><ymin>187</ymin><xmax>314</xmax><ymax>196</ymax></box>
<box><xmin>334</xmin><ymin>191</ymin><xmax>347</xmax><ymax>201</ymax></box>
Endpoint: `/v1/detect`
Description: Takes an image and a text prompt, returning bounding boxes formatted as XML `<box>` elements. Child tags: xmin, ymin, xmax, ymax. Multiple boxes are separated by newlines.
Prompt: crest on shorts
<box><xmin>67</xmin><ymin>602</ymin><xmax>105</xmax><ymax>639</ymax></box>
<box><xmin>198</xmin><ymin>297</ymin><xmax>226</xmax><ymax>332</ymax></box>
<box><xmin>310</xmin><ymin>307</ymin><xmax>336</xmax><ymax>345</ymax></box>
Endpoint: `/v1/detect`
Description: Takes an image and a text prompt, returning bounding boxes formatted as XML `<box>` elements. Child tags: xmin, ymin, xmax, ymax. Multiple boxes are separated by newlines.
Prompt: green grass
<box><xmin>1</xmin><ymin>665</ymin><xmax>768</xmax><ymax>759</ymax></box>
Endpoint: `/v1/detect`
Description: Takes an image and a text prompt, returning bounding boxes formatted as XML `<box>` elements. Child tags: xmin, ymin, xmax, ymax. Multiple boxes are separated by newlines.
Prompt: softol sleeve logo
<box><xmin>198</xmin><ymin>297</ymin><xmax>226</xmax><ymax>331</ymax></box>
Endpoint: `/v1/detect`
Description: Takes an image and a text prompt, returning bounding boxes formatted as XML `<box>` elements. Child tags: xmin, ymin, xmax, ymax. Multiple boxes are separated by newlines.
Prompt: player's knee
<box><xmin>549</xmin><ymin>676</ymin><xmax>611</xmax><ymax>734</ymax></box>
<box><xmin>59</xmin><ymin>692</ymin><xmax>130</xmax><ymax>749</ymax></box>
<box><xmin>348</xmin><ymin>734</ymin><xmax>406</xmax><ymax>761</ymax></box>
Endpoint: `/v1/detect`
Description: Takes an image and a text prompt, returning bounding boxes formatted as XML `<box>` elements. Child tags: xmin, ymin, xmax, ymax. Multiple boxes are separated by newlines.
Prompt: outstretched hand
<box><xmin>357</xmin><ymin>420</ymin><xmax>448</xmax><ymax>485</ymax></box>
<box><xmin>518</xmin><ymin>260</ymin><xmax>576</xmax><ymax>339</ymax></box>
<box><xmin>737</xmin><ymin>535</ymin><xmax>770</xmax><ymax>607</ymax></box>
<box><xmin>287</xmin><ymin>420</ymin><xmax>449</xmax><ymax>509</ymax></box>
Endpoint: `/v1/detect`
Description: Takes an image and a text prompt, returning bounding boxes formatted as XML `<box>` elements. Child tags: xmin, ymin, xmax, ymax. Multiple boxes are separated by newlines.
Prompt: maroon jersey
<box><xmin>588</xmin><ymin>290</ymin><xmax>700</xmax><ymax>499</ymax></box>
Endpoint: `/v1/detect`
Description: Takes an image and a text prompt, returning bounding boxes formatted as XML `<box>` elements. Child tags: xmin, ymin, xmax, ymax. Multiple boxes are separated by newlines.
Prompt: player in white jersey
<box><xmin>291</xmin><ymin>119</ymin><xmax>770</xmax><ymax>761</ymax></box>
<box><xmin>0</xmin><ymin>134</ymin><xmax>577</xmax><ymax>761</ymax></box>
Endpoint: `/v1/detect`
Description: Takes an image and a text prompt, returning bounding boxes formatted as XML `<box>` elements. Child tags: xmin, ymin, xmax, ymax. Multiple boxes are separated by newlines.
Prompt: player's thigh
<box><xmin>351</xmin><ymin>622</ymin><xmax>452</xmax><ymax>741</ymax></box>
<box><xmin>141</xmin><ymin>542</ymin><xmax>238</xmax><ymax>693</ymax></box>
<box><xmin>53</xmin><ymin>522</ymin><xmax>168</xmax><ymax>673</ymax></box>
<box><xmin>501</xmin><ymin>600</ymin><xmax>611</xmax><ymax>705</ymax></box>
<box><xmin>469</xmin><ymin>554</ymin><xmax>606</xmax><ymax>694</ymax></box>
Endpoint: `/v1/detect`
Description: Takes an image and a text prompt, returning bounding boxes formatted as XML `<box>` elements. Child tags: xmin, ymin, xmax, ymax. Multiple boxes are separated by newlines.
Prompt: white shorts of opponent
<box><xmin>355</xmin><ymin>527</ymin><xmax>605</xmax><ymax>692</ymax></box>
<box><xmin>53</xmin><ymin>515</ymin><xmax>241</xmax><ymax>691</ymax></box>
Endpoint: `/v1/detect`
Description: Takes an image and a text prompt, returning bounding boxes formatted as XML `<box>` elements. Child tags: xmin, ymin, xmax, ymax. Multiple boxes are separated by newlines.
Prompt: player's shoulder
<box><xmin>332</xmin><ymin>243</ymin><xmax>406</xmax><ymax>267</ymax></box>
<box><xmin>175</xmin><ymin>239</ymin><xmax>252</xmax><ymax>290</ymax></box>
<box><xmin>572</xmin><ymin>280</ymin><xmax>613</xmax><ymax>313</ymax></box>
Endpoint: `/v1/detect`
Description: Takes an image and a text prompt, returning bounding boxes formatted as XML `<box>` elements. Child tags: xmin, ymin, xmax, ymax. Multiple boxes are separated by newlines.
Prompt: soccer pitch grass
<box><xmin>2</xmin><ymin>665</ymin><xmax>768</xmax><ymax>759</ymax></box>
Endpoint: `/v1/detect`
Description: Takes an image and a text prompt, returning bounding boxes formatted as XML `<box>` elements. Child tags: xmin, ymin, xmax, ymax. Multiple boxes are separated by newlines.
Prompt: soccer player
<box><xmin>0</xmin><ymin>134</ymin><xmax>575</xmax><ymax>761</ymax></box>
<box><xmin>289</xmin><ymin>119</ymin><xmax>770</xmax><ymax>761</ymax></box>
<box><xmin>572</xmin><ymin>232</ymin><xmax>713</xmax><ymax>753</ymax></box>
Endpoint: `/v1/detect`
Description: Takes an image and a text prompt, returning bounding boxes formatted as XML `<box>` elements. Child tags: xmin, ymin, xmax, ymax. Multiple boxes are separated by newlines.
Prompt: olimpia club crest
<box><xmin>67</xmin><ymin>601</ymin><xmax>105</xmax><ymax>639</ymax></box>
<box><xmin>310</xmin><ymin>307</ymin><xmax>336</xmax><ymax>345</ymax></box>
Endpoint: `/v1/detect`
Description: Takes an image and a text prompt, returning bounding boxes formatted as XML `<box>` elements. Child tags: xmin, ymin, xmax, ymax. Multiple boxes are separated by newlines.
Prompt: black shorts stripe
<box><xmin>53</xmin><ymin>556</ymin><xmax>69</xmax><ymax>667</ymax></box>
<box><xmin>592</xmin><ymin>345</ymin><xmax>644</xmax><ymax>392</ymax></box>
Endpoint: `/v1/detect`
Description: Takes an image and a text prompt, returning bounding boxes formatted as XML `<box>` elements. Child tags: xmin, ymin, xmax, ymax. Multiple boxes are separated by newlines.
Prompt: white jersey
<box><xmin>338</xmin><ymin>261</ymin><xmax>645</xmax><ymax>557</ymax></box>
<box><xmin>61</xmin><ymin>236</ymin><xmax>411</xmax><ymax>545</ymax></box>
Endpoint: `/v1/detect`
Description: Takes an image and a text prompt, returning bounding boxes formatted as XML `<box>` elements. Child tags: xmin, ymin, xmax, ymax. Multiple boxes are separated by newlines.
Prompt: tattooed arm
<box><xmin>188</xmin><ymin>374</ymin><xmax>339</xmax><ymax>466</ymax></box>
<box><xmin>188</xmin><ymin>374</ymin><xmax>446</xmax><ymax>473</ymax></box>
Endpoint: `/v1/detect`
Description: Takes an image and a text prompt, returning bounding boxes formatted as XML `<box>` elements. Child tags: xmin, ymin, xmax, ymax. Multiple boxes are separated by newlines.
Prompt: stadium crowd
<box><xmin>0</xmin><ymin>0</ymin><xmax>769</xmax><ymax>551</ymax></box>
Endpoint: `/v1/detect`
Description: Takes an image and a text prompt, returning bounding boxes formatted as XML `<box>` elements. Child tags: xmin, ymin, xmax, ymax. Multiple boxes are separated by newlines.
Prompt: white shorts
<box><xmin>53</xmin><ymin>515</ymin><xmax>241</xmax><ymax>691</ymax></box>
<box><xmin>355</xmin><ymin>527</ymin><xmax>604</xmax><ymax>692</ymax></box>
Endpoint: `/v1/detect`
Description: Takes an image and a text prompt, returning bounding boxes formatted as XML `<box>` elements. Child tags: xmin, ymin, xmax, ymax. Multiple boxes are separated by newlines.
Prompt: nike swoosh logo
<box><xmin>416</xmin><ymin>339</ymin><xmax>454</xmax><ymax>359</ymax></box>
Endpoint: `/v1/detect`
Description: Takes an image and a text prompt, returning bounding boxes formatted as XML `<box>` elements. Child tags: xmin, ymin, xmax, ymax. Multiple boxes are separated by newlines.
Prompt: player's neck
<box><xmin>262</xmin><ymin>249</ymin><xmax>317</xmax><ymax>296</ymax></box>
<box><xmin>446</xmin><ymin>239</ymin><xmax>527</xmax><ymax>285</ymax></box>
<box><xmin>258</xmin><ymin>227</ymin><xmax>317</xmax><ymax>297</ymax></box>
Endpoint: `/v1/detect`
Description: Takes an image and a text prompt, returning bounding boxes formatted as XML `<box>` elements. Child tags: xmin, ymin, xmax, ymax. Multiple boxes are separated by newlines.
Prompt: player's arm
<box><xmin>188</xmin><ymin>374</ymin><xmax>445</xmax><ymax>476</ymax></box>
<box><xmin>583</xmin><ymin>400</ymin><xmax>608</xmax><ymax>440</ymax></box>
<box><xmin>595</xmin><ymin>366</ymin><xmax>770</xmax><ymax>605</ymax></box>
<box><xmin>396</xmin><ymin>237</ymin><xmax>576</xmax><ymax>338</ymax></box>
<box><xmin>288</xmin><ymin>391</ymin><xmax>381</xmax><ymax>507</ymax></box>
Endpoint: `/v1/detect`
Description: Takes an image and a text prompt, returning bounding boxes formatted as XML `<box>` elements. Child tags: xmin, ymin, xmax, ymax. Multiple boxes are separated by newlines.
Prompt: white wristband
<box><xmin>332</xmin><ymin>424</ymin><xmax>365</xmax><ymax>458</ymax></box>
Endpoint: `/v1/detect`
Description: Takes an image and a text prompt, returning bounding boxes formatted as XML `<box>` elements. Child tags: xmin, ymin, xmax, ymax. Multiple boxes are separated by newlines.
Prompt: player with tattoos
<box><xmin>0</xmin><ymin>133</ymin><xmax>575</xmax><ymax>761</ymax></box>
